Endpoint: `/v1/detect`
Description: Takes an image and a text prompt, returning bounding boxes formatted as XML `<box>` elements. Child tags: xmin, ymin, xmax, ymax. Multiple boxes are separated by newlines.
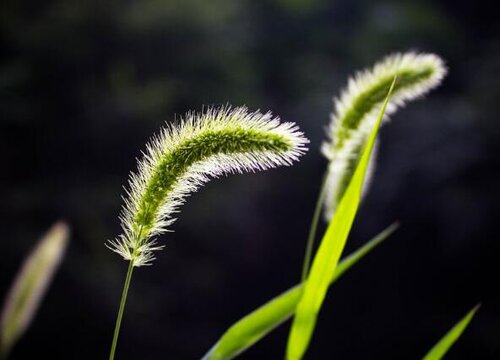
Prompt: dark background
<box><xmin>1</xmin><ymin>0</ymin><xmax>499</xmax><ymax>358</ymax></box>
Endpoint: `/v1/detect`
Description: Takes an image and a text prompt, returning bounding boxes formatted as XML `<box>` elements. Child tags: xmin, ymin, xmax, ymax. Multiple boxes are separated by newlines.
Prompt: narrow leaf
<box><xmin>0</xmin><ymin>222</ymin><xmax>69</xmax><ymax>357</ymax></box>
<box><xmin>286</xmin><ymin>77</ymin><xmax>397</xmax><ymax>360</ymax></box>
<box><xmin>422</xmin><ymin>304</ymin><xmax>480</xmax><ymax>360</ymax></box>
<box><xmin>202</xmin><ymin>223</ymin><xmax>398</xmax><ymax>360</ymax></box>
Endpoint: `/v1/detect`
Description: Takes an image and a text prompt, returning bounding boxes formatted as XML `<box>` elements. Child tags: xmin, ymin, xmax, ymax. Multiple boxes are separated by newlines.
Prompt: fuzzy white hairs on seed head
<box><xmin>107</xmin><ymin>106</ymin><xmax>308</xmax><ymax>266</ymax></box>
<box><xmin>322</xmin><ymin>52</ymin><xmax>447</xmax><ymax>220</ymax></box>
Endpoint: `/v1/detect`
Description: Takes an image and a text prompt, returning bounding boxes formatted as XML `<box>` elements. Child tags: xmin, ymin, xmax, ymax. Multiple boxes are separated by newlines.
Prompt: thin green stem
<box><xmin>300</xmin><ymin>173</ymin><xmax>328</xmax><ymax>281</ymax></box>
<box><xmin>109</xmin><ymin>260</ymin><xmax>135</xmax><ymax>360</ymax></box>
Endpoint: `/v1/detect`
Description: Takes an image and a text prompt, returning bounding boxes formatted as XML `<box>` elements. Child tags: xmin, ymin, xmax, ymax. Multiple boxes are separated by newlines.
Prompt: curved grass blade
<box><xmin>286</xmin><ymin>77</ymin><xmax>397</xmax><ymax>360</ymax></box>
<box><xmin>202</xmin><ymin>223</ymin><xmax>398</xmax><ymax>360</ymax></box>
<box><xmin>0</xmin><ymin>222</ymin><xmax>69</xmax><ymax>357</ymax></box>
<box><xmin>422</xmin><ymin>304</ymin><xmax>480</xmax><ymax>360</ymax></box>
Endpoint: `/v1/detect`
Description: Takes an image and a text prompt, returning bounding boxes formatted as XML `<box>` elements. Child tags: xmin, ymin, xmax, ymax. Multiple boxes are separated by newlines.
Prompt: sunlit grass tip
<box><xmin>423</xmin><ymin>304</ymin><xmax>480</xmax><ymax>360</ymax></box>
<box><xmin>322</xmin><ymin>52</ymin><xmax>447</xmax><ymax>220</ymax></box>
<box><xmin>107</xmin><ymin>106</ymin><xmax>308</xmax><ymax>267</ymax></box>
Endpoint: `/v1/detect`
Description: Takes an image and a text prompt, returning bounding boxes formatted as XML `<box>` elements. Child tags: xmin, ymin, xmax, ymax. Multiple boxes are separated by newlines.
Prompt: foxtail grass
<box><xmin>202</xmin><ymin>222</ymin><xmax>398</xmax><ymax>360</ymax></box>
<box><xmin>322</xmin><ymin>52</ymin><xmax>446</xmax><ymax>220</ymax></box>
<box><xmin>107</xmin><ymin>106</ymin><xmax>308</xmax><ymax>360</ymax></box>
<box><xmin>301</xmin><ymin>51</ymin><xmax>446</xmax><ymax>285</ymax></box>
<box><xmin>286</xmin><ymin>77</ymin><xmax>397</xmax><ymax>360</ymax></box>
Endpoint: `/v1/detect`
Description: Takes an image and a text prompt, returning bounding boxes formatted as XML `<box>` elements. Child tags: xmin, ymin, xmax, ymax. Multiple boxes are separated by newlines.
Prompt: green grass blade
<box><xmin>202</xmin><ymin>223</ymin><xmax>398</xmax><ymax>360</ymax></box>
<box><xmin>332</xmin><ymin>222</ymin><xmax>398</xmax><ymax>280</ymax></box>
<box><xmin>0</xmin><ymin>222</ymin><xmax>69</xmax><ymax>357</ymax></box>
<box><xmin>301</xmin><ymin>174</ymin><xmax>329</xmax><ymax>282</ymax></box>
<box><xmin>422</xmin><ymin>304</ymin><xmax>480</xmax><ymax>360</ymax></box>
<box><xmin>286</xmin><ymin>77</ymin><xmax>397</xmax><ymax>360</ymax></box>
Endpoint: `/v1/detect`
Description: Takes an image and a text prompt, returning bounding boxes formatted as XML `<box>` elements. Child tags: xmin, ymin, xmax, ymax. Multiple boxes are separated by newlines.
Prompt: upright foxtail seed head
<box><xmin>107</xmin><ymin>106</ymin><xmax>308</xmax><ymax>266</ymax></box>
<box><xmin>322</xmin><ymin>52</ymin><xmax>447</xmax><ymax>220</ymax></box>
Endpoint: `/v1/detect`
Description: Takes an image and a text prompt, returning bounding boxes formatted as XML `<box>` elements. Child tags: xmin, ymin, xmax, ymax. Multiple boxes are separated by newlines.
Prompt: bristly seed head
<box><xmin>107</xmin><ymin>106</ymin><xmax>308</xmax><ymax>266</ymax></box>
<box><xmin>322</xmin><ymin>52</ymin><xmax>447</xmax><ymax>220</ymax></box>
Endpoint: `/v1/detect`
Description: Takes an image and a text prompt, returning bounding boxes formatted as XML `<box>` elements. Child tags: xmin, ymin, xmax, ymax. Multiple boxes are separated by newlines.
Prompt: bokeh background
<box><xmin>1</xmin><ymin>0</ymin><xmax>499</xmax><ymax>358</ymax></box>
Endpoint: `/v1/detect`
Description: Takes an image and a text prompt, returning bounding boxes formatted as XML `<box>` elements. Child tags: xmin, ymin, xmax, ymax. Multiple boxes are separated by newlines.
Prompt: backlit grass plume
<box><xmin>322</xmin><ymin>52</ymin><xmax>446</xmax><ymax>219</ymax></box>
<box><xmin>107</xmin><ymin>105</ymin><xmax>308</xmax><ymax>360</ymax></box>
<box><xmin>108</xmin><ymin>106</ymin><xmax>308</xmax><ymax>267</ymax></box>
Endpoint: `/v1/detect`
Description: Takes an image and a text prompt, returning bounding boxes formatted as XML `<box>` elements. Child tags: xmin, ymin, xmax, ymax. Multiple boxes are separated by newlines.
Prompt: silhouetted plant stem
<box><xmin>109</xmin><ymin>260</ymin><xmax>135</xmax><ymax>360</ymax></box>
<box><xmin>300</xmin><ymin>174</ymin><xmax>328</xmax><ymax>282</ymax></box>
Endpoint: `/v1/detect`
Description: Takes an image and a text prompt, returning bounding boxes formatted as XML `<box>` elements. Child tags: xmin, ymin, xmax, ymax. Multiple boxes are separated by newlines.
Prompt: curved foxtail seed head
<box><xmin>107</xmin><ymin>106</ymin><xmax>308</xmax><ymax>266</ymax></box>
<box><xmin>322</xmin><ymin>52</ymin><xmax>447</xmax><ymax>220</ymax></box>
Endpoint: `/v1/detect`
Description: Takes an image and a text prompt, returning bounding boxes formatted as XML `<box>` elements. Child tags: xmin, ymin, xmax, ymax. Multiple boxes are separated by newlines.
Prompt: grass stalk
<box><xmin>109</xmin><ymin>260</ymin><xmax>135</xmax><ymax>360</ymax></box>
<box><xmin>300</xmin><ymin>174</ymin><xmax>328</xmax><ymax>281</ymax></box>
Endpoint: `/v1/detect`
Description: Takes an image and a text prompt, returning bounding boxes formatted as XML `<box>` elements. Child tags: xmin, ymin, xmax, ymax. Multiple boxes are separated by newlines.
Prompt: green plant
<box><xmin>302</xmin><ymin>53</ymin><xmax>446</xmax><ymax>282</ymax></box>
<box><xmin>107</xmin><ymin>106</ymin><xmax>308</xmax><ymax>360</ymax></box>
<box><xmin>321</xmin><ymin>52</ymin><xmax>446</xmax><ymax>219</ymax></box>
<box><xmin>203</xmin><ymin>52</ymin><xmax>452</xmax><ymax>360</ymax></box>
<box><xmin>104</xmin><ymin>51</ymin><xmax>479</xmax><ymax>360</ymax></box>
<box><xmin>293</xmin><ymin>54</ymin><xmax>447</xmax><ymax>359</ymax></box>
